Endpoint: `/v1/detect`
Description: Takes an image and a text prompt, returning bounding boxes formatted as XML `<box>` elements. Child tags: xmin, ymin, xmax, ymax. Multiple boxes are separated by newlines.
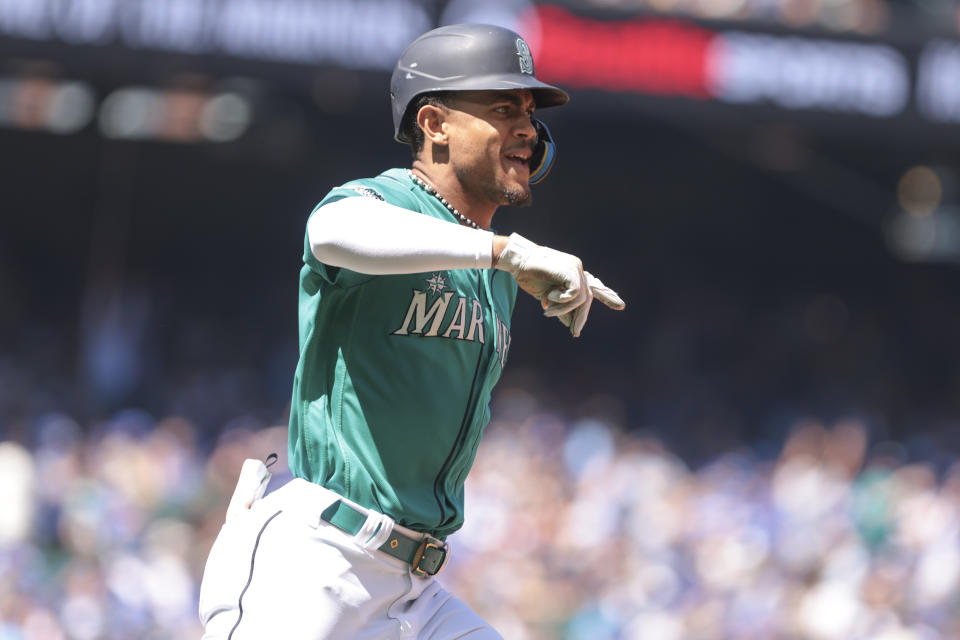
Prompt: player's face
<box><xmin>443</xmin><ymin>90</ymin><xmax>538</xmax><ymax>207</ymax></box>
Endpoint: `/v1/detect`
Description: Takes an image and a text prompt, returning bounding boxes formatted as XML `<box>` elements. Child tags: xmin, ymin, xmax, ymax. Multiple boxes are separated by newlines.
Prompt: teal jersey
<box><xmin>288</xmin><ymin>168</ymin><xmax>517</xmax><ymax>539</ymax></box>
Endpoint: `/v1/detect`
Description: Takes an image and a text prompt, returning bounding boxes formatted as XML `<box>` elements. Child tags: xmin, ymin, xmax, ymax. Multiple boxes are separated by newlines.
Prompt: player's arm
<box><xmin>309</xmin><ymin>196</ymin><xmax>494</xmax><ymax>273</ymax></box>
<box><xmin>309</xmin><ymin>196</ymin><xmax>624</xmax><ymax>336</ymax></box>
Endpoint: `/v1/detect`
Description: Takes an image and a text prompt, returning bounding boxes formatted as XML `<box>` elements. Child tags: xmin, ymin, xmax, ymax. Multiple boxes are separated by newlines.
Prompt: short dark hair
<box><xmin>401</xmin><ymin>92</ymin><xmax>453</xmax><ymax>157</ymax></box>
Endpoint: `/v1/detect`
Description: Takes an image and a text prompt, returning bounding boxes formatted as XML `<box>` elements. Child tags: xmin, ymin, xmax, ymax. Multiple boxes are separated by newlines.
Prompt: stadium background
<box><xmin>2</xmin><ymin>0</ymin><xmax>960</xmax><ymax>638</ymax></box>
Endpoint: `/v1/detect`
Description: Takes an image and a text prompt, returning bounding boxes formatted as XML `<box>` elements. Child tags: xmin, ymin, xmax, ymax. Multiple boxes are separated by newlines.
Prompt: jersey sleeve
<box><xmin>303</xmin><ymin>177</ymin><xmax>421</xmax><ymax>287</ymax></box>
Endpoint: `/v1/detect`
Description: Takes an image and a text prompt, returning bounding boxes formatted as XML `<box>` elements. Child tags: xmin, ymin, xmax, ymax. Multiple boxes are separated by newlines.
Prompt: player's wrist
<box><xmin>493</xmin><ymin>233</ymin><xmax>536</xmax><ymax>273</ymax></box>
<box><xmin>491</xmin><ymin>235</ymin><xmax>512</xmax><ymax>268</ymax></box>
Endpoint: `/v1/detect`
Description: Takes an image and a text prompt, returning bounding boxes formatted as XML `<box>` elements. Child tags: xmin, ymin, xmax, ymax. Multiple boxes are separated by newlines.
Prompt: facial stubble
<box><xmin>455</xmin><ymin>164</ymin><xmax>533</xmax><ymax>209</ymax></box>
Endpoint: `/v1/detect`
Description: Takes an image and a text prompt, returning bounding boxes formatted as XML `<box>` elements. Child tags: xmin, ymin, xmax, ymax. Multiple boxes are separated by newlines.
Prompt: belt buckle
<box><xmin>411</xmin><ymin>535</ymin><xmax>448</xmax><ymax>577</ymax></box>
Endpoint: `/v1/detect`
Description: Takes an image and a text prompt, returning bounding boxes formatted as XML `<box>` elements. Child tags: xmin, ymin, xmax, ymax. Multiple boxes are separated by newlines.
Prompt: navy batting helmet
<box><xmin>390</xmin><ymin>24</ymin><xmax>569</xmax><ymax>184</ymax></box>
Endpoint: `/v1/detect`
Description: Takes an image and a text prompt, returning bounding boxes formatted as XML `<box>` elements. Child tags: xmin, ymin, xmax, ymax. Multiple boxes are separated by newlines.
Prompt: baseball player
<box><xmin>198</xmin><ymin>23</ymin><xmax>625</xmax><ymax>639</ymax></box>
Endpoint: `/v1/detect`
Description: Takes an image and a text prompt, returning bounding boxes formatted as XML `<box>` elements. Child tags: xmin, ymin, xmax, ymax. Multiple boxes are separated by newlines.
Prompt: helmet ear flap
<box><xmin>529</xmin><ymin>119</ymin><xmax>557</xmax><ymax>185</ymax></box>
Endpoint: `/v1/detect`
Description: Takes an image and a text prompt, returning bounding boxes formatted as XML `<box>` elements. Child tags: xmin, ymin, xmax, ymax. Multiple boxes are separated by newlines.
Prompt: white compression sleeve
<box><xmin>307</xmin><ymin>196</ymin><xmax>495</xmax><ymax>274</ymax></box>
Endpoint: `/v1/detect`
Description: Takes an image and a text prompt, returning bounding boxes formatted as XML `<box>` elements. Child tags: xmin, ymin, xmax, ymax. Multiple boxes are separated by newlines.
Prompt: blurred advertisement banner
<box><xmin>2</xmin><ymin>1</ymin><xmax>960</xmax><ymax>132</ymax></box>
<box><xmin>528</xmin><ymin>6</ymin><xmax>911</xmax><ymax>119</ymax></box>
<box><xmin>0</xmin><ymin>0</ymin><xmax>431</xmax><ymax>68</ymax></box>
<box><xmin>706</xmin><ymin>32</ymin><xmax>907</xmax><ymax>117</ymax></box>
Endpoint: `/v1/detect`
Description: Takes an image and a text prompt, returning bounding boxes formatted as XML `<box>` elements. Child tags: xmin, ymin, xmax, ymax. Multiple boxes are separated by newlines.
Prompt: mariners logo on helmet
<box><xmin>516</xmin><ymin>38</ymin><xmax>534</xmax><ymax>75</ymax></box>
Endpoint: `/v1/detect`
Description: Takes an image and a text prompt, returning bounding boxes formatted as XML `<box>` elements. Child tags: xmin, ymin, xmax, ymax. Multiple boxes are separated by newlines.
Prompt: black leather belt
<box><xmin>320</xmin><ymin>499</ymin><xmax>448</xmax><ymax>577</ymax></box>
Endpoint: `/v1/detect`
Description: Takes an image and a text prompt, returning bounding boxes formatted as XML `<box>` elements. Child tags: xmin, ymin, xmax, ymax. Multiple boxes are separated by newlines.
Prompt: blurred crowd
<box><xmin>0</xmin><ymin>383</ymin><xmax>958</xmax><ymax>639</ymax></box>
<box><xmin>453</xmin><ymin>388</ymin><xmax>960</xmax><ymax>640</ymax></box>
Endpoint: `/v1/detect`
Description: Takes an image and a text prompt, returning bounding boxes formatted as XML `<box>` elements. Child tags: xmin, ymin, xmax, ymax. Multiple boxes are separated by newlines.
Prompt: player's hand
<box><xmin>495</xmin><ymin>234</ymin><xmax>625</xmax><ymax>337</ymax></box>
<box><xmin>550</xmin><ymin>271</ymin><xmax>625</xmax><ymax>337</ymax></box>
<box><xmin>494</xmin><ymin>232</ymin><xmax>588</xmax><ymax>309</ymax></box>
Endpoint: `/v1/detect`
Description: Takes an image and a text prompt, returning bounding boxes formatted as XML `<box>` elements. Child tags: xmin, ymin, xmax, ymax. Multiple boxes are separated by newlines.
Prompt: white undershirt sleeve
<box><xmin>307</xmin><ymin>195</ymin><xmax>495</xmax><ymax>274</ymax></box>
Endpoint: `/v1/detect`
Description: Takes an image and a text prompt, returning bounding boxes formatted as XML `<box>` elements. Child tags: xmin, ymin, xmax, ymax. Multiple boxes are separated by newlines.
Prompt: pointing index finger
<box><xmin>584</xmin><ymin>272</ymin><xmax>625</xmax><ymax>310</ymax></box>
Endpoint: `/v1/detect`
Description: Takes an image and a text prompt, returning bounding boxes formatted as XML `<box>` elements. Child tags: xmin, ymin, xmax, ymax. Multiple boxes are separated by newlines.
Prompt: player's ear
<box><xmin>417</xmin><ymin>104</ymin><xmax>448</xmax><ymax>146</ymax></box>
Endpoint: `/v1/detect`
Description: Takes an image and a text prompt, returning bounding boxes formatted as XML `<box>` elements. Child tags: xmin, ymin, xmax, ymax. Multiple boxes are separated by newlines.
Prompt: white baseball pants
<box><xmin>198</xmin><ymin>477</ymin><xmax>502</xmax><ymax>640</ymax></box>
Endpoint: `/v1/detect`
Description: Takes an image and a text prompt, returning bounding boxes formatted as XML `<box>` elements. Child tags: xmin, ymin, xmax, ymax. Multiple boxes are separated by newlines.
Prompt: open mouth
<box><xmin>504</xmin><ymin>151</ymin><xmax>531</xmax><ymax>173</ymax></box>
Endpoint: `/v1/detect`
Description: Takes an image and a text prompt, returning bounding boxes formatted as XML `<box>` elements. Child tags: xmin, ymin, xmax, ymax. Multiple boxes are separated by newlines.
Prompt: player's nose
<box><xmin>514</xmin><ymin>116</ymin><xmax>536</xmax><ymax>139</ymax></box>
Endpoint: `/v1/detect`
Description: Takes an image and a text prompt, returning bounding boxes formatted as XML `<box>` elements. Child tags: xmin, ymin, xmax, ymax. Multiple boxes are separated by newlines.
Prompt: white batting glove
<box><xmin>495</xmin><ymin>234</ymin><xmax>625</xmax><ymax>337</ymax></box>
<box><xmin>555</xmin><ymin>272</ymin><xmax>625</xmax><ymax>337</ymax></box>
<box><xmin>495</xmin><ymin>232</ymin><xmax>587</xmax><ymax>311</ymax></box>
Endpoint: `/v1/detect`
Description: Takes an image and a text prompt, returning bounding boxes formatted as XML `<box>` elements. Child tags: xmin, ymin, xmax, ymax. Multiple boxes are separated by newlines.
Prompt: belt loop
<box><xmin>356</xmin><ymin>509</ymin><xmax>393</xmax><ymax>550</ymax></box>
<box><xmin>365</xmin><ymin>512</ymin><xmax>395</xmax><ymax>550</ymax></box>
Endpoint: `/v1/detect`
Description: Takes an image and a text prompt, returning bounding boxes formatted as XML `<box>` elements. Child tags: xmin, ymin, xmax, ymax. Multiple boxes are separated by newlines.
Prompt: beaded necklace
<box><xmin>408</xmin><ymin>170</ymin><xmax>481</xmax><ymax>230</ymax></box>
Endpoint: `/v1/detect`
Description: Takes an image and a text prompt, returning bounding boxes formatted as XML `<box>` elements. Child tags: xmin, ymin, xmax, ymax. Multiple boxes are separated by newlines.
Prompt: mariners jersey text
<box><xmin>392</xmin><ymin>273</ymin><xmax>511</xmax><ymax>368</ymax></box>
